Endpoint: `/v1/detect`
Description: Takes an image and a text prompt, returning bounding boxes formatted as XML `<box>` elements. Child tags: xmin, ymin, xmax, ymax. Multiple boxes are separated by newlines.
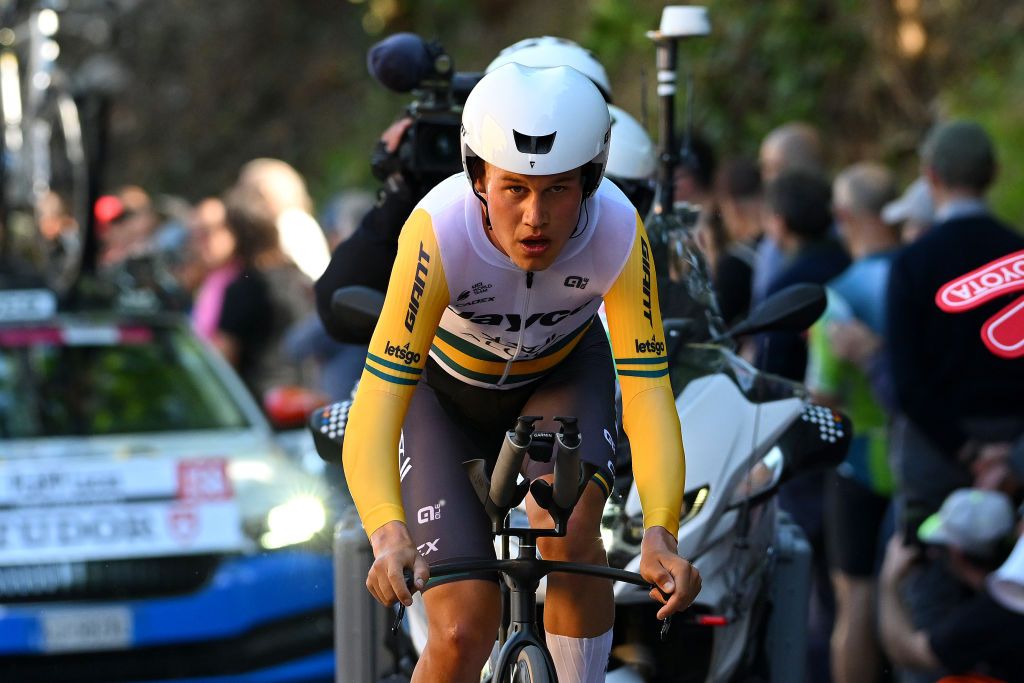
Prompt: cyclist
<box><xmin>342</xmin><ymin>64</ymin><xmax>701</xmax><ymax>682</ymax></box>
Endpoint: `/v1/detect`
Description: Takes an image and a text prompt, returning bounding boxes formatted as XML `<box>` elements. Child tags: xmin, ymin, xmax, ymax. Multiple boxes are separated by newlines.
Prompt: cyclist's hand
<box><xmin>368</xmin><ymin>521</ymin><xmax>429</xmax><ymax>607</ymax></box>
<box><xmin>640</xmin><ymin>526</ymin><xmax>701</xmax><ymax>620</ymax></box>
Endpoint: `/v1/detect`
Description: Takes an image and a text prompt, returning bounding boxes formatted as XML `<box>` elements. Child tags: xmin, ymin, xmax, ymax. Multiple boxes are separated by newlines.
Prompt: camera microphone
<box><xmin>366</xmin><ymin>33</ymin><xmax>435</xmax><ymax>93</ymax></box>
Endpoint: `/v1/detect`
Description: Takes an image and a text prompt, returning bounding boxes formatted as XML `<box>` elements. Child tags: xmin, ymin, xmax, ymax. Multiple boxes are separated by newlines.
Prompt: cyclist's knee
<box><xmin>531</xmin><ymin>482</ymin><xmax>606</xmax><ymax>563</ymax></box>
<box><xmin>537</xmin><ymin>520</ymin><xmax>605</xmax><ymax>563</ymax></box>
<box><xmin>429</xmin><ymin>618</ymin><xmax>496</xmax><ymax>661</ymax></box>
<box><xmin>423</xmin><ymin>580</ymin><xmax>500</xmax><ymax>665</ymax></box>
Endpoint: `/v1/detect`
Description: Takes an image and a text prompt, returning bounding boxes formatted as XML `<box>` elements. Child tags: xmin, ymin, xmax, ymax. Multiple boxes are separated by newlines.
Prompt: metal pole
<box><xmin>653</xmin><ymin>38</ymin><xmax>678</xmax><ymax>217</ymax></box>
<box><xmin>334</xmin><ymin>506</ymin><xmax>387</xmax><ymax>682</ymax></box>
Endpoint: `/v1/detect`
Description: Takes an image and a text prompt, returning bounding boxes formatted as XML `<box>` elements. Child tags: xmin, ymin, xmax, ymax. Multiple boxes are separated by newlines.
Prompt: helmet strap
<box><xmin>569</xmin><ymin>197</ymin><xmax>590</xmax><ymax>239</ymax></box>
<box><xmin>581</xmin><ymin>163</ymin><xmax>603</xmax><ymax>198</ymax></box>
<box><xmin>467</xmin><ymin>156</ymin><xmax>493</xmax><ymax>230</ymax></box>
<box><xmin>473</xmin><ymin>188</ymin><xmax>493</xmax><ymax>230</ymax></box>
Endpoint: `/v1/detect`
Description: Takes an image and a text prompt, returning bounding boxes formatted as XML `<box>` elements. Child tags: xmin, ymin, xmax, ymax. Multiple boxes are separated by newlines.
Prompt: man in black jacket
<box><xmin>886</xmin><ymin>121</ymin><xmax>1024</xmax><ymax>683</ymax></box>
<box><xmin>887</xmin><ymin>121</ymin><xmax>1024</xmax><ymax>526</ymax></box>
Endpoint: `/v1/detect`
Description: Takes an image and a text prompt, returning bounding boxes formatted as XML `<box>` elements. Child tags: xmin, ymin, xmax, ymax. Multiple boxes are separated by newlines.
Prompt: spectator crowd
<box><xmin>91</xmin><ymin>158</ymin><xmax>373</xmax><ymax>408</ymax></box>
<box><xmin>688</xmin><ymin>119</ymin><xmax>1024</xmax><ymax>683</ymax></box>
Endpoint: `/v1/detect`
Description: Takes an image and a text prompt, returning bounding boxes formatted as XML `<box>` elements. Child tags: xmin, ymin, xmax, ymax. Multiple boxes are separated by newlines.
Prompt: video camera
<box><xmin>367</xmin><ymin>33</ymin><xmax>482</xmax><ymax>190</ymax></box>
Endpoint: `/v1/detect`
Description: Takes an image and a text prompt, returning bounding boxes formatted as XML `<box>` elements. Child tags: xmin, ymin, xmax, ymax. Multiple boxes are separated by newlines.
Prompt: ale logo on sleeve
<box><xmin>936</xmin><ymin>249</ymin><xmax>1024</xmax><ymax>358</ymax></box>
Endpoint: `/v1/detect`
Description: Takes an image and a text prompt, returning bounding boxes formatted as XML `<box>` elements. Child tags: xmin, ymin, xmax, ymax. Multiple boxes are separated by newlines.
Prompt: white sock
<box><xmin>546</xmin><ymin>628</ymin><xmax>613</xmax><ymax>683</ymax></box>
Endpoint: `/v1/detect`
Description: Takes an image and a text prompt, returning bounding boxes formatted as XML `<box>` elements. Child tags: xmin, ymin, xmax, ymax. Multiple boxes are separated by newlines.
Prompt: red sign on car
<box><xmin>177</xmin><ymin>460</ymin><xmax>233</xmax><ymax>502</ymax></box>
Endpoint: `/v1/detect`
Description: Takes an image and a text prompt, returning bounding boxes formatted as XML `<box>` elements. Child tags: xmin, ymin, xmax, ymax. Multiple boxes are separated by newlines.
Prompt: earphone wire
<box><xmin>570</xmin><ymin>196</ymin><xmax>590</xmax><ymax>239</ymax></box>
<box><xmin>473</xmin><ymin>187</ymin><xmax>492</xmax><ymax>230</ymax></box>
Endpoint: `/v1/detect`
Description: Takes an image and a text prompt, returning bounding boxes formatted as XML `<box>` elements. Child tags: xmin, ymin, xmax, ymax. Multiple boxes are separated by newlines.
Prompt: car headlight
<box><xmin>260</xmin><ymin>495</ymin><xmax>327</xmax><ymax>550</ymax></box>
<box><xmin>230</xmin><ymin>455</ymin><xmax>333</xmax><ymax>551</ymax></box>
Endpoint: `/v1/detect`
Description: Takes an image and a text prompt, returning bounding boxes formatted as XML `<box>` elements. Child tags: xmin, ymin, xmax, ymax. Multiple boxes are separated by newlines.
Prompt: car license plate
<box><xmin>41</xmin><ymin>607</ymin><xmax>132</xmax><ymax>653</ymax></box>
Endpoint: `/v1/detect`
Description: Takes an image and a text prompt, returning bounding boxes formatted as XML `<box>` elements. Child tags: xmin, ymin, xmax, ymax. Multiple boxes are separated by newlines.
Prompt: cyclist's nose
<box><xmin>522</xmin><ymin>193</ymin><xmax>547</xmax><ymax>228</ymax></box>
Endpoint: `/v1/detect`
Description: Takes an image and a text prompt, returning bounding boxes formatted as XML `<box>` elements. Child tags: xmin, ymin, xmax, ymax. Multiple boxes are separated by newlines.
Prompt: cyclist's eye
<box><xmin>548</xmin><ymin>185</ymin><xmax>566</xmax><ymax>193</ymax></box>
<box><xmin>506</xmin><ymin>185</ymin><xmax>525</xmax><ymax>195</ymax></box>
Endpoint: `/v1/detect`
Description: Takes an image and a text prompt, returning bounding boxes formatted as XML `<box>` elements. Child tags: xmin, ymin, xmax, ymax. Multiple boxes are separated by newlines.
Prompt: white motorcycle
<box><xmin>600</xmin><ymin>284</ymin><xmax>850</xmax><ymax>683</ymax></box>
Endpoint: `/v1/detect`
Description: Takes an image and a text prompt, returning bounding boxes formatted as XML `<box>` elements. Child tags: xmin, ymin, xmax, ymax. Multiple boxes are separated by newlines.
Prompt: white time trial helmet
<box><xmin>461</xmin><ymin>63</ymin><xmax>611</xmax><ymax>197</ymax></box>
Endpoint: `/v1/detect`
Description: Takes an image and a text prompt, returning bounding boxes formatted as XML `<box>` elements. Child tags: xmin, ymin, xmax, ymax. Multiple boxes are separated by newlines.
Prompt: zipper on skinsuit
<box><xmin>498</xmin><ymin>270</ymin><xmax>533</xmax><ymax>385</ymax></box>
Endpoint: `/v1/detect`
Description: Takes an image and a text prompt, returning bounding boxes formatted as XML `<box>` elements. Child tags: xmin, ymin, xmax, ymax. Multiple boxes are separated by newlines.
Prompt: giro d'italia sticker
<box><xmin>935</xmin><ymin>249</ymin><xmax>1024</xmax><ymax>359</ymax></box>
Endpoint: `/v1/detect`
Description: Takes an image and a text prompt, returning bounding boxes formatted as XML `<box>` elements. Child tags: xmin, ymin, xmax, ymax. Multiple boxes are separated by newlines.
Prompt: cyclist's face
<box><xmin>476</xmin><ymin>164</ymin><xmax>584</xmax><ymax>271</ymax></box>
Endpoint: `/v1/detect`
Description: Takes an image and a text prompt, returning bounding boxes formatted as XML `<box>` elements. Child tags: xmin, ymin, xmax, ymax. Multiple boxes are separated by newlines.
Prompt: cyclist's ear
<box><xmin>467</xmin><ymin>157</ymin><xmax>487</xmax><ymax>193</ymax></box>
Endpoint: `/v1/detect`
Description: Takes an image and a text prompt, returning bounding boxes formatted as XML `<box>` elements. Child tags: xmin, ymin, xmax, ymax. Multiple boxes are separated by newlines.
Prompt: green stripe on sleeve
<box><xmin>617</xmin><ymin>367</ymin><xmax>670</xmax><ymax>378</ymax></box>
<box><xmin>366</xmin><ymin>352</ymin><xmax>423</xmax><ymax>375</ymax></box>
<box><xmin>364</xmin><ymin>363</ymin><xmax>420</xmax><ymax>386</ymax></box>
<box><xmin>614</xmin><ymin>355</ymin><xmax>669</xmax><ymax>366</ymax></box>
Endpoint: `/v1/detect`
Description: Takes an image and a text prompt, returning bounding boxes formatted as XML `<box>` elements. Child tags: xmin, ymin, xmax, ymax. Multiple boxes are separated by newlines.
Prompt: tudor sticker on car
<box><xmin>0</xmin><ymin>456</ymin><xmax>243</xmax><ymax>565</ymax></box>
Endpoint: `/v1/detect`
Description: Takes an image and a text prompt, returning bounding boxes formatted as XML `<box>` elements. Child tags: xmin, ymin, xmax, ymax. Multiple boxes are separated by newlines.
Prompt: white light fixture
<box><xmin>37</xmin><ymin>9</ymin><xmax>59</xmax><ymax>37</ymax></box>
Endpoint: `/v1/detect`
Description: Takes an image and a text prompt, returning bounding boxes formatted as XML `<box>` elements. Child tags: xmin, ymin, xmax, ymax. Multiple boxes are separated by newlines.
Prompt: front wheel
<box><xmin>509</xmin><ymin>643</ymin><xmax>556</xmax><ymax>683</ymax></box>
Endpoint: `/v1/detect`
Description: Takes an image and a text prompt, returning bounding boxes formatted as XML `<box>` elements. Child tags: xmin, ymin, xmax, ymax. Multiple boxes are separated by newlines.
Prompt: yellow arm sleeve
<box><xmin>341</xmin><ymin>209</ymin><xmax>449</xmax><ymax>536</ymax></box>
<box><xmin>602</xmin><ymin>217</ymin><xmax>685</xmax><ymax>537</ymax></box>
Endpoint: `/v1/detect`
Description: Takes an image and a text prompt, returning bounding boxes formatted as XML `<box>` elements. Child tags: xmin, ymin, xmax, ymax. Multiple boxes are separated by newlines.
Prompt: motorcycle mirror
<box><xmin>714</xmin><ymin>283</ymin><xmax>826</xmax><ymax>342</ymax></box>
<box><xmin>330</xmin><ymin>286</ymin><xmax>385</xmax><ymax>341</ymax></box>
<box><xmin>778</xmin><ymin>405</ymin><xmax>851</xmax><ymax>480</ymax></box>
<box><xmin>308</xmin><ymin>401</ymin><xmax>350</xmax><ymax>464</ymax></box>
<box><xmin>729</xmin><ymin>405</ymin><xmax>852</xmax><ymax>510</ymax></box>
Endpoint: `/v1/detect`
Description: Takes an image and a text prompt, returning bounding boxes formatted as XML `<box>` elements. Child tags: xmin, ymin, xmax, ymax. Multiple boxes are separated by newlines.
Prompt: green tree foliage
<box><xmin>95</xmin><ymin>0</ymin><xmax>1022</xmax><ymax>227</ymax></box>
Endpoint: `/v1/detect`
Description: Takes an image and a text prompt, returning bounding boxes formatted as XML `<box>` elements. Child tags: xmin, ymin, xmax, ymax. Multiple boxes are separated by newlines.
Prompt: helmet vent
<box><xmin>513</xmin><ymin>130</ymin><xmax>556</xmax><ymax>155</ymax></box>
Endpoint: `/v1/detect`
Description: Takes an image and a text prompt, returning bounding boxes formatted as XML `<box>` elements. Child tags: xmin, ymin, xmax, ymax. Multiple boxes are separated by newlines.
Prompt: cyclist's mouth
<box><xmin>519</xmin><ymin>237</ymin><xmax>550</xmax><ymax>255</ymax></box>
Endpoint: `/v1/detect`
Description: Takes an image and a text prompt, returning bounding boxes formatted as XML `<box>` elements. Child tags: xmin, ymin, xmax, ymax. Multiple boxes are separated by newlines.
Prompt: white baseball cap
<box><xmin>882</xmin><ymin>176</ymin><xmax>934</xmax><ymax>226</ymax></box>
<box><xmin>917</xmin><ymin>488</ymin><xmax>1015</xmax><ymax>557</ymax></box>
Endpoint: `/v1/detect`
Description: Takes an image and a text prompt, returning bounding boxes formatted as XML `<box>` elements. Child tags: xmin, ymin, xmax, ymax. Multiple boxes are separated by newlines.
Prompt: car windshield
<box><xmin>0</xmin><ymin>318</ymin><xmax>252</xmax><ymax>438</ymax></box>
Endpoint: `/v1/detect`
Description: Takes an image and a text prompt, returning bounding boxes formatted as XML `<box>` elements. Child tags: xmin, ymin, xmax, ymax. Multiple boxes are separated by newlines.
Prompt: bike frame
<box><xmin>425</xmin><ymin>524</ymin><xmax>654</xmax><ymax>680</ymax></box>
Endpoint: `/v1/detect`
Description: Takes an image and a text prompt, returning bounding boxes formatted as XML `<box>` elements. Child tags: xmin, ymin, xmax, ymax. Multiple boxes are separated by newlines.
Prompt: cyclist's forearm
<box><xmin>343</xmin><ymin>387</ymin><xmax>409</xmax><ymax>534</ymax></box>
<box><xmin>602</xmin><ymin>218</ymin><xmax>685</xmax><ymax>537</ymax></box>
<box><xmin>624</xmin><ymin>387</ymin><xmax>685</xmax><ymax>537</ymax></box>
<box><xmin>341</xmin><ymin>208</ymin><xmax>450</xmax><ymax>535</ymax></box>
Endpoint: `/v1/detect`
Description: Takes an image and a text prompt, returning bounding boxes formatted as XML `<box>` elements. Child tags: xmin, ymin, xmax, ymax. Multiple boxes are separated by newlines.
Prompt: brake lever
<box><xmin>660</xmin><ymin>615</ymin><xmax>673</xmax><ymax>642</ymax></box>
<box><xmin>392</xmin><ymin>604</ymin><xmax>406</xmax><ymax>635</ymax></box>
<box><xmin>654</xmin><ymin>583</ymin><xmax>672</xmax><ymax>642</ymax></box>
<box><xmin>392</xmin><ymin>569</ymin><xmax>417</xmax><ymax>635</ymax></box>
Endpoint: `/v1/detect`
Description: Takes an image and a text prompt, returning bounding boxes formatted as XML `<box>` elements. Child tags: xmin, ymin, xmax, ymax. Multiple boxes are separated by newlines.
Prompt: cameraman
<box><xmin>315</xmin><ymin>115</ymin><xmax>419</xmax><ymax>342</ymax></box>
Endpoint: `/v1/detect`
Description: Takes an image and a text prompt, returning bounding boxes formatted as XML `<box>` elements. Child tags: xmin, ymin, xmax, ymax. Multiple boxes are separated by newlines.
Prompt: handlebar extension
<box><xmin>488</xmin><ymin>416</ymin><xmax>538</xmax><ymax>509</ymax></box>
